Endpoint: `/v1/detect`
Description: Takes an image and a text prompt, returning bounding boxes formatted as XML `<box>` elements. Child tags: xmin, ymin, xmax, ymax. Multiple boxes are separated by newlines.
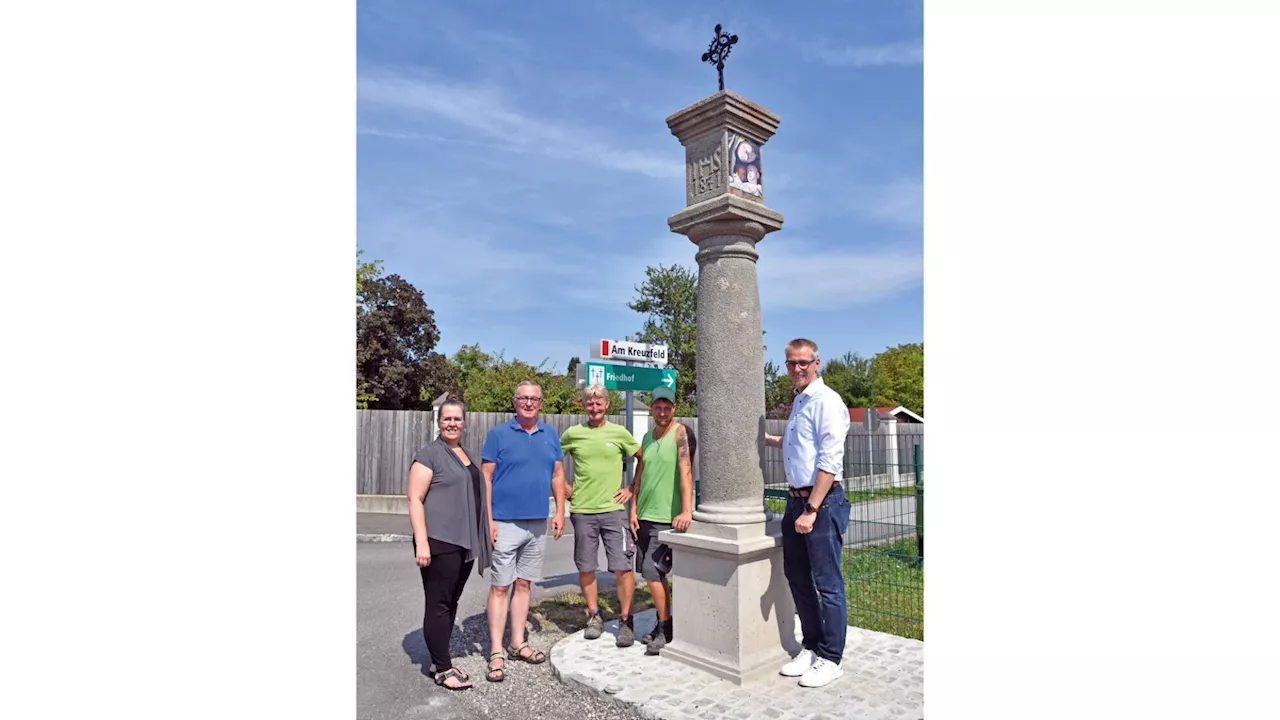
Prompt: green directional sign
<box><xmin>585</xmin><ymin>361</ymin><xmax>677</xmax><ymax>393</ymax></box>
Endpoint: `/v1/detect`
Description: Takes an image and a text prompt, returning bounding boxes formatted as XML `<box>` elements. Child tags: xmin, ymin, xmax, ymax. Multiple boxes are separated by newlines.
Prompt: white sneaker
<box><xmin>799</xmin><ymin>657</ymin><xmax>844</xmax><ymax>688</ymax></box>
<box><xmin>779</xmin><ymin>648</ymin><xmax>816</xmax><ymax>677</ymax></box>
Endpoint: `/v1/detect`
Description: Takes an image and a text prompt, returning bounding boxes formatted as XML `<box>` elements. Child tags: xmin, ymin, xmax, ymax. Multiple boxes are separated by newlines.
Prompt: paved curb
<box><xmin>549</xmin><ymin>609</ymin><xmax>924</xmax><ymax>720</ymax></box>
<box><xmin>552</xmin><ymin>663</ymin><xmax>644</xmax><ymax>714</ymax></box>
<box><xmin>356</xmin><ymin>533</ymin><xmax>412</xmax><ymax>543</ymax></box>
<box><xmin>549</xmin><ymin>612</ymin><xmax>661</xmax><ymax>716</ymax></box>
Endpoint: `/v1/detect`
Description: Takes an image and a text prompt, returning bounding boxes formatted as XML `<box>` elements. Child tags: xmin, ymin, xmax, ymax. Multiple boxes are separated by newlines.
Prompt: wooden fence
<box><xmin>356</xmin><ymin>410</ymin><xmax>922</xmax><ymax>496</ymax></box>
<box><xmin>356</xmin><ymin>410</ymin><xmax>436</xmax><ymax>496</ymax></box>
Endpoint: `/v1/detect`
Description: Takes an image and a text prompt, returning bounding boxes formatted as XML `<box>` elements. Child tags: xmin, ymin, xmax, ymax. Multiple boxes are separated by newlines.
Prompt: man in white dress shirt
<box><xmin>764</xmin><ymin>338</ymin><xmax>852</xmax><ymax>688</ymax></box>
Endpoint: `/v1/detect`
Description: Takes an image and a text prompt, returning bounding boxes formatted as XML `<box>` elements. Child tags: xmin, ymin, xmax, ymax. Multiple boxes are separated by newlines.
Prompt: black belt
<box><xmin>787</xmin><ymin>482</ymin><xmax>841</xmax><ymax>498</ymax></box>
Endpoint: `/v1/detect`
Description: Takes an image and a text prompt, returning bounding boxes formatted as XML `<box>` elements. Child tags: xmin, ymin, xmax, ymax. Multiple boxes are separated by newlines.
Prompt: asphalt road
<box><xmin>846</xmin><ymin>496</ymin><xmax>919</xmax><ymax>547</ymax></box>
<box><xmin>356</xmin><ymin>529</ymin><xmax>630</xmax><ymax>720</ymax></box>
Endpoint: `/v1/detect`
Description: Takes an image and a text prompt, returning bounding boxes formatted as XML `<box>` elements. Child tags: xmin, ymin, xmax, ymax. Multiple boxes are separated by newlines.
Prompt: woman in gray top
<box><xmin>407</xmin><ymin>397</ymin><xmax>492</xmax><ymax>691</ymax></box>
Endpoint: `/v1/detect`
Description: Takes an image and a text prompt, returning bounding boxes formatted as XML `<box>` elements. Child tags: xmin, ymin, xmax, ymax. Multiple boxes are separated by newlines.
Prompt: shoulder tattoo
<box><xmin>675</xmin><ymin>424</ymin><xmax>690</xmax><ymax>461</ymax></box>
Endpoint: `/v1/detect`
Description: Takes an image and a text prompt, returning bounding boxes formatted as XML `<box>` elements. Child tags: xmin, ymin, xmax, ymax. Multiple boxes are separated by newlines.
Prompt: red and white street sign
<box><xmin>591</xmin><ymin>338</ymin><xmax>669</xmax><ymax>366</ymax></box>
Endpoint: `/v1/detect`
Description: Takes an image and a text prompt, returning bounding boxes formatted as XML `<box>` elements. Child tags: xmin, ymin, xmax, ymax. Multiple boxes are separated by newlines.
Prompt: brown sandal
<box><xmin>507</xmin><ymin>641</ymin><xmax>547</xmax><ymax>664</ymax></box>
<box><xmin>485</xmin><ymin>652</ymin><xmax>506</xmax><ymax>682</ymax></box>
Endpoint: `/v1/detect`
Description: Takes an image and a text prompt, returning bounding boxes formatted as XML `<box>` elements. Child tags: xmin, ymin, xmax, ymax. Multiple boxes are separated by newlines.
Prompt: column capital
<box><xmin>668</xmin><ymin>91</ymin><xmax>781</xmax><ymax>209</ymax></box>
<box><xmin>666</xmin><ymin>90</ymin><xmax>781</xmax><ymax>147</ymax></box>
<box><xmin>668</xmin><ymin>193</ymin><xmax>784</xmax><ymax>244</ymax></box>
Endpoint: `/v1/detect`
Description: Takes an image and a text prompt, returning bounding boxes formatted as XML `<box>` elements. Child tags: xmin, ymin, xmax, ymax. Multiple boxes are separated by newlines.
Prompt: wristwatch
<box><xmin>804</xmin><ymin>503</ymin><xmax>819</xmax><ymax>515</ymax></box>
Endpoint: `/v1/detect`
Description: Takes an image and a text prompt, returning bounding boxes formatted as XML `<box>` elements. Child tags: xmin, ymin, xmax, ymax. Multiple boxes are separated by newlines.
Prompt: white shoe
<box><xmin>779</xmin><ymin>648</ymin><xmax>816</xmax><ymax>677</ymax></box>
<box><xmin>799</xmin><ymin>657</ymin><xmax>844</xmax><ymax>688</ymax></box>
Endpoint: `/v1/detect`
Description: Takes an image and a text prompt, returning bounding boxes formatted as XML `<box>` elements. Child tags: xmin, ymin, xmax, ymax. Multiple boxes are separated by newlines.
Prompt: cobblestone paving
<box><xmin>550</xmin><ymin>610</ymin><xmax>923</xmax><ymax>720</ymax></box>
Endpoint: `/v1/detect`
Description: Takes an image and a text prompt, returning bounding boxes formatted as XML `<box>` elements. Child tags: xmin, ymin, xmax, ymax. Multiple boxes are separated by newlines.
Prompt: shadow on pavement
<box><xmin>401</xmin><ymin>609</ymin><xmax>562</xmax><ymax>676</ymax></box>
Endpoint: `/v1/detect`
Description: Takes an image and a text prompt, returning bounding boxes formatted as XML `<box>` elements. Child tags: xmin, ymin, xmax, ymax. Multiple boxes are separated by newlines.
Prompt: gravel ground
<box><xmin>417</xmin><ymin>616</ymin><xmax>643</xmax><ymax>720</ymax></box>
<box><xmin>359</xmin><ymin>533</ymin><xmax>641</xmax><ymax>720</ymax></box>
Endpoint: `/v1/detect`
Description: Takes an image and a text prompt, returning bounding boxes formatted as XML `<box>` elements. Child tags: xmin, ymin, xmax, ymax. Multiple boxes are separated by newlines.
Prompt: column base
<box><xmin>692</xmin><ymin>500</ymin><xmax>767</xmax><ymax>525</ymax></box>
<box><xmin>658</xmin><ymin>520</ymin><xmax>800</xmax><ymax>686</ymax></box>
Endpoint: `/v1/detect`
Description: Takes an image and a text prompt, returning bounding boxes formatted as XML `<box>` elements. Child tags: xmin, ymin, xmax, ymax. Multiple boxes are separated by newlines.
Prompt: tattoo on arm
<box><xmin>676</xmin><ymin>425</ymin><xmax>690</xmax><ymax>461</ymax></box>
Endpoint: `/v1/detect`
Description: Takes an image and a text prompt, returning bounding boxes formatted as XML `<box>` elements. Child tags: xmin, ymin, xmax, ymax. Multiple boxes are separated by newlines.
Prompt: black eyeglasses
<box><xmin>785</xmin><ymin>358</ymin><xmax>818</xmax><ymax>370</ymax></box>
<box><xmin>515</xmin><ymin>396</ymin><xmax>543</xmax><ymax>405</ymax></box>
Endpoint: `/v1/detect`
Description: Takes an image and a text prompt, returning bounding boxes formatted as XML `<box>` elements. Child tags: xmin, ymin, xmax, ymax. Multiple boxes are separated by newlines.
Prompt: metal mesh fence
<box><xmin>764</xmin><ymin>425</ymin><xmax>924</xmax><ymax>641</ymax></box>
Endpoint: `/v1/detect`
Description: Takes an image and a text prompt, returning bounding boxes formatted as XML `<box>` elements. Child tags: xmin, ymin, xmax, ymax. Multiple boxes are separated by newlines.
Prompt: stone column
<box><xmin>657</xmin><ymin>90</ymin><xmax>796</xmax><ymax>685</ymax></box>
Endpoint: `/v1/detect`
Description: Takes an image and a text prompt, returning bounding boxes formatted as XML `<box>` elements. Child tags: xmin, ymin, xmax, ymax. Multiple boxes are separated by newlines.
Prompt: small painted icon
<box><xmin>729</xmin><ymin>138</ymin><xmax>762</xmax><ymax>197</ymax></box>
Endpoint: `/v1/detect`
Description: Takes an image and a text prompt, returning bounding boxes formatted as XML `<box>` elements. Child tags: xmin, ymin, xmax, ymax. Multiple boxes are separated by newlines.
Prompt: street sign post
<box><xmin>585</xmin><ymin>361</ymin><xmax>677</xmax><ymax>393</ymax></box>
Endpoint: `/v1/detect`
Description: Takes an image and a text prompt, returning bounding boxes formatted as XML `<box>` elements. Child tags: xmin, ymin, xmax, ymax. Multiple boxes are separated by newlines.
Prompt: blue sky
<box><xmin>357</xmin><ymin>0</ymin><xmax>922</xmax><ymax>374</ymax></box>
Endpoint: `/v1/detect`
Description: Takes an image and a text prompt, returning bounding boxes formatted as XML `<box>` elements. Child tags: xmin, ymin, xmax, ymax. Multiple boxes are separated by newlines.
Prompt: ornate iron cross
<box><xmin>701</xmin><ymin>24</ymin><xmax>738</xmax><ymax>92</ymax></box>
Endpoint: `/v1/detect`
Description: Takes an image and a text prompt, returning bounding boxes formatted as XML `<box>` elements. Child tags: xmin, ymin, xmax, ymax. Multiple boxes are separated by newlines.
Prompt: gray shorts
<box><xmin>570</xmin><ymin>510</ymin><xmax>635</xmax><ymax>574</ymax></box>
<box><xmin>635</xmin><ymin>520</ymin><xmax>673</xmax><ymax>583</ymax></box>
<box><xmin>489</xmin><ymin>519</ymin><xmax>547</xmax><ymax>587</ymax></box>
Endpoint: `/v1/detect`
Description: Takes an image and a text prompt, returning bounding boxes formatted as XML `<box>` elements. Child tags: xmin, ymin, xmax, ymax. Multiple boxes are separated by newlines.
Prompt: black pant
<box><xmin>417</xmin><ymin>541</ymin><xmax>473</xmax><ymax>672</ymax></box>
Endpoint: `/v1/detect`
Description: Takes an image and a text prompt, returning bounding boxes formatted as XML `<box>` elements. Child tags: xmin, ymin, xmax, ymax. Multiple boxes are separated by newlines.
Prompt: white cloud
<box><xmin>357</xmin><ymin>126</ymin><xmax>526</xmax><ymax>155</ymax></box>
<box><xmin>802</xmin><ymin>40</ymin><xmax>922</xmax><ymax>68</ymax></box>
<box><xmin>358</xmin><ymin>72</ymin><xmax>682</xmax><ymax>180</ymax></box>
<box><xmin>864</xmin><ymin>178</ymin><xmax>922</xmax><ymax>225</ymax></box>
<box><xmin>550</xmin><ymin>231</ymin><xmax>920</xmax><ymax>312</ymax></box>
<box><xmin>758</xmin><ymin>243</ymin><xmax>922</xmax><ymax>309</ymax></box>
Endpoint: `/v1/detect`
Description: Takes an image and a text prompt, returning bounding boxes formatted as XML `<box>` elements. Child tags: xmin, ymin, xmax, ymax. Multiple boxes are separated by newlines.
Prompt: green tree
<box><xmin>764</xmin><ymin>359</ymin><xmax>795</xmax><ymax>419</ymax></box>
<box><xmin>356</xmin><ymin>251</ymin><xmax>385</xmax><ymax>406</ymax></box>
<box><xmin>417</xmin><ymin>353</ymin><xmax>464</xmax><ymax>405</ymax></box>
<box><xmin>451</xmin><ymin>344</ymin><xmax>493</xmax><ymax>395</ymax></box>
<box><xmin>452</xmin><ymin>345</ymin><xmax>619</xmax><ymax>414</ymax></box>
<box><xmin>820</xmin><ymin>351</ymin><xmax>875</xmax><ymax>408</ymax></box>
<box><xmin>461</xmin><ymin>353</ymin><xmax>550</xmax><ymax>412</ymax></box>
<box><xmin>356</xmin><ymin>272</ymin><xmax>453</xmax><ymax>410</ymax></box>
<box><xmin>541</xmin><ymin>375</ymin><xmax>588</xmax><ymax>415</ymax></box>
<box><xmin>869</xmin><ymin>343</ymin><xmax>924</xmax><ymax>416</ymax></box>
<box><xmin>565</xmin><ymin>356</ymin><xmax>581</xmax><ymax>376</ymax></box>
<box><xmin>356</xmin><ymin>249</ymin><xmax>383</xmax><ymax>294</ymax></box>
<box><xmin>628</xmin><ymin>264</ymin><xmax>698</xmax><ymax>416</ymax></box>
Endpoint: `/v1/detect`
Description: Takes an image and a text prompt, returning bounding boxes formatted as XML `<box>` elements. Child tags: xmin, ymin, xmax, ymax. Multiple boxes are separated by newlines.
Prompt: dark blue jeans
<box><xmin>781</xmin><ymin>488</ymin><xmax>850</xmax><ymax>663</ymax></box>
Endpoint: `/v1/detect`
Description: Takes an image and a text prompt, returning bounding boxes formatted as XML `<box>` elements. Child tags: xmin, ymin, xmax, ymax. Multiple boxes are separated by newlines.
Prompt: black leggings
<box><xmin>418</xmin><ymin>546</ymin><xmax>473</xmax><ymax>671</ymax></box>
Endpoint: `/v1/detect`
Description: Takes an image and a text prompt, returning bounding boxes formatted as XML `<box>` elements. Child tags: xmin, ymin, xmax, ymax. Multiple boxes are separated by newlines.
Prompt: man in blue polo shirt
<box><xmin>479</xmin><ymin>381</ymin><xmax>566</xmax><ymax>682</ymax></box>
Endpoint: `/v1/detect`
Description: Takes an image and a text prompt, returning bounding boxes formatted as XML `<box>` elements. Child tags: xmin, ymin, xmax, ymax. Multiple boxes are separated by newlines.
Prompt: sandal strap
<box><xmin>435</xmin><ymin>668</ymin><xmax>465</xmax><ymax>685</ymax></box>
<box><xmin>508</xmin><ymin>642</ymin><xmax>545</xmax><ymax>662</ymax></box>
<box><xmin>485</xmin><ymin>654</ymin><xmax>506</xmax><ymax>681</ymax></box>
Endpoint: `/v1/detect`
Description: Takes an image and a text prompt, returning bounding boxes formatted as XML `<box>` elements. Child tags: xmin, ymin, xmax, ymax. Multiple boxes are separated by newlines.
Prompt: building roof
<box><xmin>848</xmin><ymin>406</ymin><xmax>925</xmax><ymax>424</ymax></box>
<box><xmin>848</xmin><ymin>407</ymin><xmax>897</xmax><ymax>423</ymax></box>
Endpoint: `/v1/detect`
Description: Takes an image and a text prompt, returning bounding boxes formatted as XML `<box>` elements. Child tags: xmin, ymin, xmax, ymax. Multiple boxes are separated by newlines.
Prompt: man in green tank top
<box><xmin>628</xmin><ymin>385</ymin><xmax>694</xmax><ymax>656</ymax></box>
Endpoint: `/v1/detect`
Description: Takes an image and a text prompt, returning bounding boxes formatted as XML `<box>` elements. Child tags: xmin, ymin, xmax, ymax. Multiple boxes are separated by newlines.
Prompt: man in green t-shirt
<box><xmin>560</xmin><ymin>384</ymin><xmax>643</xmax><ymax>646</ymax></box>
<box><xmin>628</xmin><ymin>385</ymin><xmax>694</xmax><ymax>656</ymax></box>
